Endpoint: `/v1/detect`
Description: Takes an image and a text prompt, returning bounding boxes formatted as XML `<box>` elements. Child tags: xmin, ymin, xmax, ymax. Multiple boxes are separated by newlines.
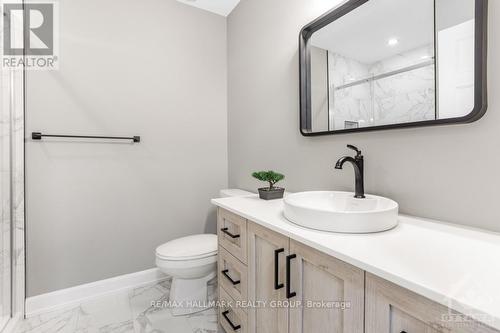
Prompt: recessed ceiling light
<box><xmin>387</xmin><ymin>38</ymin><xmax>399</xmax><ymax>46</ymax></box>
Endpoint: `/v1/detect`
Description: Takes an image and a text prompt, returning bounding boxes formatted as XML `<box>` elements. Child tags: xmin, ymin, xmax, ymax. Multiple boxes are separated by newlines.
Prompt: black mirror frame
<box><xmin>299</xmin><ymin>0</ymin><xmax>488</xmax><ymax>136</ymax></box>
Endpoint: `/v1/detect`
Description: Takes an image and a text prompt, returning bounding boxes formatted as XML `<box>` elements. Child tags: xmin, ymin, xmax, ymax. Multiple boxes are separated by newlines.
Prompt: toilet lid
<box><xmin>156</xmin><ymin>234</ymin><xmax>217</xmax><ymax>261</ymax></box>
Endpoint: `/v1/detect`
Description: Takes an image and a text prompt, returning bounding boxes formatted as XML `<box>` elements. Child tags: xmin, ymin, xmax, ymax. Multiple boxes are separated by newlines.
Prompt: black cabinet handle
<box><xmin>221</xmin><ymin>227</ymin><xmax>240</xmax><ymax>239</ymax></box>
<box><xmin>222</xmin><ymin>310</ymin><xmax>241</xmax><ymax>331</ymax></box>
<box><xmin>222</xmin><ymin>269</ymin><xmax>241</xmax><ymax>285</ymax></box>
<box><xmin>274</xmin><ymin>248</ymin><xmax>284</xmax><ymax>290</ymax></box>
<box><xmin>286</xmin><ymin>254</ymin><xmax>297</xmax><ymax>298</ymax></box>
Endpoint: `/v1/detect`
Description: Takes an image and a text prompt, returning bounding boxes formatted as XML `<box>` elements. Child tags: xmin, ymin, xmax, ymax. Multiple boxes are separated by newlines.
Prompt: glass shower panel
<box><xmin>0</xmin><ymin>1</ymin><xmax>25</xmax><ymax>327</ymax></box>
<box><xmin>330</xmin><ymin>81</ymin><xmax>373</xmax><ymax>131</ymax></box>
<box><xmin>329</xmin><ymin>64</ymin><xmax>436</xmax><ymax>130</ymax></box>
<box><xmin>373</xmin><ymin>65</ymin><xmax>436</xmax><ymax>126</ymax></box>
<box><xmin>0</xmin><ymin>66</ymin><xmax>13</xmax><ymax>329</ymax></box>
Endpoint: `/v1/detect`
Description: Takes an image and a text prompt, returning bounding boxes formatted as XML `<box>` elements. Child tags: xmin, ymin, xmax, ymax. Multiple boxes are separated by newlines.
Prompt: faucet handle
<box><xmin>347</xmin><ymin>144</ymin><xmax>362</xmax><ymax>157</ymax></box>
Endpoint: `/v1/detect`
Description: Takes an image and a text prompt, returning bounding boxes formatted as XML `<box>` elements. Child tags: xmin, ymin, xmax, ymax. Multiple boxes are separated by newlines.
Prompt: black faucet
<box><xmin>335</xmin><ymin>145</ymin><xmax>365</xmax><ymax>199</ymax></box>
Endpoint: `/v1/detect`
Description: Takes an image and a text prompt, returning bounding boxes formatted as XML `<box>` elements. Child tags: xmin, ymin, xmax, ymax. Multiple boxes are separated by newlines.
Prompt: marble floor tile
<box><xmin>14</xmin><ymin>307</ymin><xmax>81</xmax><ymax>333</ymax></box>
<box><xmin>75</xmin><ymin>292</ymin><xmax>134</xmax><ymax>333</ymax></box>
<box><xmin>129</xmin><ymin>279</ymin><xmax>173</xmax><ymax>333</ymax></box>
<box><xmin>94</xmin><ymin>320</ymin><xmax>135</xmax><ymax>333</ymax></box>
<box><xmin>186</xmin><ymin>308</ymin><xmax>218</xmax><ymax>333</ymax></box>
<box><xmin>13</xmin><ymin>278</ymin><xmax>219</xmax><ymax>333</ymax></box>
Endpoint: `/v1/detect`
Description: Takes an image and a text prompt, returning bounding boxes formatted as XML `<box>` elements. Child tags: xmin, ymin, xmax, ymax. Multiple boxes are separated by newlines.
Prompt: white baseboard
<box><xmin>26</xmin><ymin>268</ymin><xmax>168</xmax><ymax>318</ymax></box>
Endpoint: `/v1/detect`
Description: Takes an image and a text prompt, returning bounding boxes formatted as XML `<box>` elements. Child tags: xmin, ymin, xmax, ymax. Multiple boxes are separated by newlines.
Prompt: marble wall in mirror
<box><xmin>300</xmin><ymin>0</ymin><xmax>487</xmax><ymax>135</ymax></box>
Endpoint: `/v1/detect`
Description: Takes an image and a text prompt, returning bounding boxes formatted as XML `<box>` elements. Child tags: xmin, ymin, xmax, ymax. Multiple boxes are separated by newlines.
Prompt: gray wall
<box><xmin>26</xmin><ymin>0</ymin><xmax>227</xmax><ymax>296</ymax></box>
<box><xmin>227</xmin><ymin>0</ymin><xmax>500</xmax><ymax>232</ymax></box>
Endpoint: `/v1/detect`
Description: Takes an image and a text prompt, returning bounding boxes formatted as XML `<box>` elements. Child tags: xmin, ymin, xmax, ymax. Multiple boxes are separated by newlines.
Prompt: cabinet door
<box><xmin>365</xmin><ymin>273</ymin><xmax>499</xmax><ymax>333</ymax></box>
<box><xmin>247</xmin><ymin>222</ymin><xmax>289</xmax><ymax>333</ymax></box>
<box><xmin>289</xmin><ymin>240</ymin><xmax>364</xmax><ymax>333</ymax></box>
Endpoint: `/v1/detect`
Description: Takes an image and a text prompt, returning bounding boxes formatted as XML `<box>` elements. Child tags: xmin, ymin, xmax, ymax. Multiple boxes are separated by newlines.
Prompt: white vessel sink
<box><xmin>283</xmin><ymin>191</ymin><xmax>398</xmax><ymax>233</ymax></box>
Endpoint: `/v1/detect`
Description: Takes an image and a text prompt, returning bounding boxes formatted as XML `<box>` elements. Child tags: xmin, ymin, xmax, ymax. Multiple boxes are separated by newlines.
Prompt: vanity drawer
<box><xmin>218</xmin><ymin>246</ymin><xmax>248</xmax><ymax>307</ymax></box>
<box><xmin>219</xmin><ymin>287</ymin><xmax>248</xmax><ymax>333</ymax></box>
<box><xmin>217</xmin><ymin>208</ymin><xmax>248</xmax><ymax>264</ymax></box>
<box><xmin>366</xmin><ymin>273</ymin><xmax>499</xmax><ymax>333</ymax></box>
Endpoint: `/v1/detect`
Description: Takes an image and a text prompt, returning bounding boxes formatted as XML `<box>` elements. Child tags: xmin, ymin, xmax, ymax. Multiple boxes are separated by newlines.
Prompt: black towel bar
<box><xmin>31</xmin><ymin>132</ymin><xmax>140</xmax><ymax>143</ymax></box>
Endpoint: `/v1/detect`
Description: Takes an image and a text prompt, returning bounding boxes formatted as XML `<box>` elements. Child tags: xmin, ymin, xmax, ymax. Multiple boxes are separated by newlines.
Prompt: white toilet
<box><xmin>155</xmin><ymin>189</ymin><xmax>253</xmax><ymax>316</ymax></box>
<box><xmin>156</xmin><ymin>234</ymin><xmax>218</xmax><ymax>316</ymax></box>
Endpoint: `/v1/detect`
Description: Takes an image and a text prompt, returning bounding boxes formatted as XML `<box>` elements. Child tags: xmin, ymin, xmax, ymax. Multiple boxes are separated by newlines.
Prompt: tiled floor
<box><xmin>14</xmin><ymin>278</ymin><xmax>221</xmax><ymax>333</ymax></box>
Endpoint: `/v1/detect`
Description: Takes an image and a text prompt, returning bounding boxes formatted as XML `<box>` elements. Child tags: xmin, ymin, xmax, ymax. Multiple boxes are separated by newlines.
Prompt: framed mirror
<box><xmin>299</xmin><ymin>0</ymin><xmax>488</xmax><ymax>135</ymax></box>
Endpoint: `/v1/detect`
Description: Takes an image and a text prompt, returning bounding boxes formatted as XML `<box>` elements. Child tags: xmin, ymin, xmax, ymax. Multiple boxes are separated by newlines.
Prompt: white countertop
<box><xmin>211</xmin><ymin>195</ymin><xmax>500</xmax><ymax>331</ymax></box>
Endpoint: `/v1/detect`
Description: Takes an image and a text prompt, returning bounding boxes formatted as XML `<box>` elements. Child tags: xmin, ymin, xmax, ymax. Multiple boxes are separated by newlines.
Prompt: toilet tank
<box><xmin>219</xmin><ymin>189</ymin><xmax>254</xmax><ymax>198</ymax></box>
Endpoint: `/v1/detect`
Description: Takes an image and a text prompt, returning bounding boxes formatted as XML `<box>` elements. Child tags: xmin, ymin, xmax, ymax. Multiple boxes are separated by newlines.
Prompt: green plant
<box><xmin>252</xmin><ymin>170</ymin><xmax>285</xmax><ymax>190</ymax></box>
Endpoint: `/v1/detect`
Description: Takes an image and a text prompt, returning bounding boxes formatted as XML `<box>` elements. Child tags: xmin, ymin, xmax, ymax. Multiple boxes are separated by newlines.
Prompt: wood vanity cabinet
<box><xmin>365</xmin><ymin>273</ymin><xmax>499</xmax><ymax>333</ymax></box>
<box><xmin>217</xmin><ymin>208</ymin><xmax>364</xmax><ymax>333</ymax></box>
<box><xmin>217</xmin><ymin>208</ymin><xmax>499</xmax><ymax>333</ymax></box>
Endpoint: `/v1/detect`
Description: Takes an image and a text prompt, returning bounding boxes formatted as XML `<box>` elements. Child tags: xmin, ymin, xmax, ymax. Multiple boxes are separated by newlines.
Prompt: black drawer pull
<box><xmin>274</xmin><ymin>248</ymin><xmax>284</xmax><ymax>290</ymax></box>
<box><xmin>221</xmin><ymin>227</ymin><xmax>240</xmax><ymax>239</ymax></box>
<box><xmin>286</xmin><ymin>254</ymin><xmax>297</xmax><ymax>298</ymax></box>
<box><xmin>222</xmin><ymin>310</ymin><xmax>241</xmax><ymax>331</ymax></box>
<box><xmin>222</xmin><ymin>269</ymin><xmax>241</xmax><ymax>285</ymax></box>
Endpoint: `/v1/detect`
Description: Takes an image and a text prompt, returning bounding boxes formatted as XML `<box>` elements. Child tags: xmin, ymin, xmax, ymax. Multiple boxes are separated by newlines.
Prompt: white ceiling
<box><xmin>310</xmin><ymin>0</ymin><xmax>435</xmax><ymax>64</ymax></box>
<box><xmin>175</xmin><ymin>0</ymin><xmax>241</xmax><ymax>16</ymax></box>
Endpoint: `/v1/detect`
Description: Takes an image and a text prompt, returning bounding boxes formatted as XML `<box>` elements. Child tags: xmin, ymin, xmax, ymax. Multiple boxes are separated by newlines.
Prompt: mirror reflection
<box><xmin>308</xmin><ymin>0</ymin><xmax>475</xmax><ymax>132</ymax></box>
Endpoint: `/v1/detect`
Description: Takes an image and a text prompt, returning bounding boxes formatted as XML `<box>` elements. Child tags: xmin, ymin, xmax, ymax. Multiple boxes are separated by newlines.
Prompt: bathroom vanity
<box><xmin>212</xmin><ymin>195</ymin><xmax>500</xmax><ymax>333</ymax></box>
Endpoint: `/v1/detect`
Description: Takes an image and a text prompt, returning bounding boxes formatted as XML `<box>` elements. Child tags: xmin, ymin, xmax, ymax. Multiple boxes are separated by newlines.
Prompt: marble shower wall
<box><xmin>328</xmin><ymin>53</ymin><xmax>371</xmax><ymax>130</ymax></box>
<box><xmin>12</xmin><ymin>63</ymin><xmax>25</xmax><ymax>318</ymax></box>
<box><xmin>0</xmin><ymin>52</ymin><xmax>13</xmax><ymax>327</ymax></box>
<box><xmin>328</xmin><ymin>44</ymin><xmax>436</xmax><ymax>130</ymax></box>
<box><xmin>0</xmin><ymin>20</ymin><xmax>25</xmax><ymax>329</ymax></box>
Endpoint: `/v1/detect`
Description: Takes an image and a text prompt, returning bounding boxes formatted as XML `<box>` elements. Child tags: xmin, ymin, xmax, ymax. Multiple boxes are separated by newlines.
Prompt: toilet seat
<box><xmin>155</xmin><ymin>234</ymin><xmax>217</xmax><ymax>261</ymax></box>
<box><xmin>156</xmin><ymin>251</ymin><xmax>217</xmax><ymax>261</ymax></box>
<box><xmin>156</xmin><ymin>254</ymin><xmax>217</xmax><ymax>272</ymax></box>
<box><xmin>155</xmin><ymin>234</ymin><xmax>217</xmax><ymax>278</ymax></box>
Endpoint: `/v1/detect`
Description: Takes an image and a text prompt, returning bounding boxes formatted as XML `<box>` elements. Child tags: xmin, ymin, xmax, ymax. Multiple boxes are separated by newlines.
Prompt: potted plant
<box><xmin>252</xmin><ymin>170</ymin><xmax>285</xmax><ymax>200</ymax></box>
